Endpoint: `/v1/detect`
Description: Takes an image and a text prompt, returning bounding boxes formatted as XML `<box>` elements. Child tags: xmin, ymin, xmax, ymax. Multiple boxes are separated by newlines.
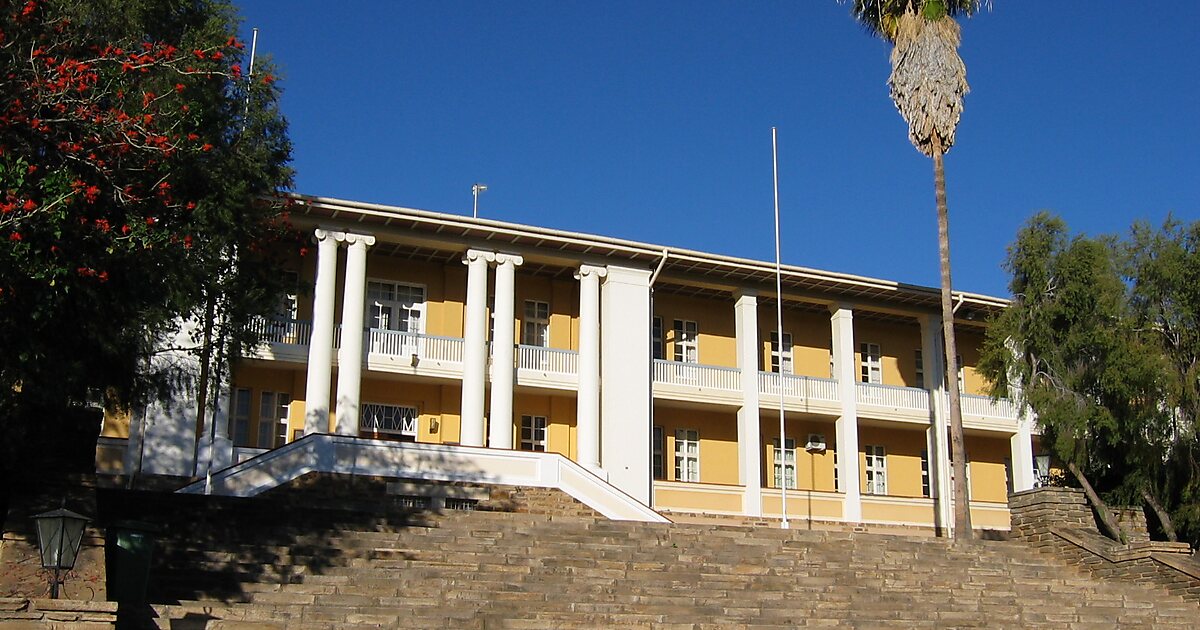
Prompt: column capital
<box><xmin>313</xmin><ymin>228</ymin><xmax>346</xmax><ymax>243</ymax></box>
<box><xmin>343</xmin><ymin>232</ymin><xmax>376</xmax><ymax>248</ymax></box>
<box><xmin>463</xmin><ymin>249</ymin><xmax>496</xmax><ymax>265</ymax></box>
<box><xmin>575</xmin><ymin>264</ymin><xmax>608</xmax><ymax>280</ymax></box>
<box><xmin>734</xmin><ymin>290</ymin><xmax>757</xmax><ymax>306</ymax></box>
<box><xmin>829</xmin><ymin>303</ymin><xmax>854</xmax><ymax>319</ymax></box>
<box><xmin>494</xmin><ymin>252</ymin><xmax>524</xmax><ymax>267</ymax></box>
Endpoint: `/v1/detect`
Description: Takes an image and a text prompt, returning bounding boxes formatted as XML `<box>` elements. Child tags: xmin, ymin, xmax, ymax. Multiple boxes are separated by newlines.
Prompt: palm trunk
<box><xmin>932</xmin><ymin>134</ymin><xmax>972</xmax><ymax>540</ymax></box>
<box><xmin>1067</xmin><ymin>460</ymin><xmax>1125</xmax><ymax>543</ymax></box>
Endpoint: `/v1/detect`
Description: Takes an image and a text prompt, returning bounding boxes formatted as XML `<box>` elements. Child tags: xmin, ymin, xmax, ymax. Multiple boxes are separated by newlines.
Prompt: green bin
<box><xmin>107</xmin><ymin>520</ymin><xmax>160</xmax><ymax>603</ymax></box>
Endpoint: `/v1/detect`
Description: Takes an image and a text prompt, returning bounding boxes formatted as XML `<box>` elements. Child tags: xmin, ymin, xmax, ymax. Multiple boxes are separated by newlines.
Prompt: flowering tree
<box><xmin>0</xmin><ymin>0</ymin><xmax>295</xmax><ymax>443</ymax></box>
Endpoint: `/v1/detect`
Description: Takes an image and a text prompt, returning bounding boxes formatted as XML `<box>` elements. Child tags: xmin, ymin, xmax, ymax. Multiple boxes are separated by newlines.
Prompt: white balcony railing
<box><xmin>517</xmin><ymin>345</ymin><xmax>578</xmax><ymax>375</ymax></box>
<box><xmin>757</xmin><ymin>372</ymin><xmax>840</xmax><ymax>403</ymax></box>
<box><xmin>959</xmin><ymin>393</ymin><xmax>1019</xmax><ymax>420</ymax></box>
<box><xmin>653</xmin><ymin>359</ymin><xmax>740</xmax><ymax>391</ymax></box>
<box><xmin>248</xmin><ymin>317</ymin><xmax>312</xmax><ymax>346</ymax></box>
<box><xmin>366</xmin><ymin>328</ymin><xmax>464</xmax><ymax>364</ymax></box>
<box><xmin>856</xmin><ymin>382</ymin><xmax>931</xmax><ymax>412</ymax></box>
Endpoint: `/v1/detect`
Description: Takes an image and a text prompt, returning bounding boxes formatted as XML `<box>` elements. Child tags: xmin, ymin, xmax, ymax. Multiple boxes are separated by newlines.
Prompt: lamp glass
<box><xmin>33</xmin><ymin>508</ymin><xmax>89</xmax><ymax>570</ymax></box>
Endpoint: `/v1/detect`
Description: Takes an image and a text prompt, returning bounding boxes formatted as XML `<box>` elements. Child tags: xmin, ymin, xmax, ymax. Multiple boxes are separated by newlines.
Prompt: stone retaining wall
<box><xmin>1009</xmin><ymin>486</ymin><xmax>1200</xmax><ymax>603</ymax></box>
<box><xmin>0</xmin><ymin>597</ymin><xmax>117</xmax><ymax>628</ymax></box>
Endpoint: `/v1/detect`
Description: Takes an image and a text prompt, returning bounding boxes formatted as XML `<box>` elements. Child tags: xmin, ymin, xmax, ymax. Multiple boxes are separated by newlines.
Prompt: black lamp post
<box><xmin>31</xmin><ymin>505</ymin><xmax>90</xmax><ymax>599</ymax></box>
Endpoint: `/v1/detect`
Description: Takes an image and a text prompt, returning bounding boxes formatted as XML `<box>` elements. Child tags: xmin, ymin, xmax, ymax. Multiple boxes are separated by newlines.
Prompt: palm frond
<box><xmin>846</xmin><ymin>0</ymin><xmax>984</xmax><ymax>42</ymax></box>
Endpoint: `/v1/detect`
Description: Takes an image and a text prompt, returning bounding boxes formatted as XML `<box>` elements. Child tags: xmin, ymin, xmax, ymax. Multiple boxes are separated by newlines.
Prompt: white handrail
<box><xmin>248</xmin><ymin>317</ymin><xmax>313</xmax><ymax>346</ymax></box>
<box><xmin>178</xmin><ymin>434</ymin><xmax>667</xmax><ymax>523</ymax></box>
<box><xmin>366</xmin><ymin>329</ymin><xmax>465</xmax><ymax>364</ymax></box>
<box><xmin>959</xmin><ymin>393</ymin><xmax>1019</xmax><ymax>420</ymax></box>
<box><xmin>757</xmin><ymin>371</ymin><xmax>840</xmax><ymax>402</ymax></box>
<box><xmin>856</xmin><ymin>382</ymin><xmax>931</xmax><ymax>412</ymax></box>
<box><xmin>652</xmin><ymin>359</ymin><xmax>740</xmax><ymax>391</ymax></box>
<box><xmin>517</xmin><ymin>345</ymin><xmax>578</xmax><ymax>374</ymax></box>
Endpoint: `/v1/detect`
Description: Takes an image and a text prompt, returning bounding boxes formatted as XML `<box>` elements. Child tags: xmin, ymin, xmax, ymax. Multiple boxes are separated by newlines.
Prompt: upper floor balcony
<box><xmin>246</xmin><ymin>316</ymin><xmax>1027</xmax><ymax>431</ymax></box>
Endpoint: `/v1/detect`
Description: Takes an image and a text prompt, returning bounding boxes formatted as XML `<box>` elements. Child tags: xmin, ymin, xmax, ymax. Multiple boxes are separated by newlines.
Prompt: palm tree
<box><xmin>849</xmin><ymin>0</ymin><xmax>982</xmax><ymax>540</ymax></box>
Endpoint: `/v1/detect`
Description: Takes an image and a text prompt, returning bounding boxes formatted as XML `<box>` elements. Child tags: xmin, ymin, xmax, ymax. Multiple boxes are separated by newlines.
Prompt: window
<box><xmin>230</xmin><ymin>388</ymin><xmax>251</xmax><ymax>447</ymax></box>
<box><xmin>915</xmin><ymin>349</ymin><xmax>925</xmax><ymax>388</ymax></box>
<box><xmin>257</xmin><ymin>391</ymin><xmax>290</xmax><ymax>449</ymax></box>
<box><xmin>520</xmin><ymin>415</ymin><xmax>547</xmax><ymax>451</ymax></box>
<box><xmin>360</xmin><ymin>403</ymin><xmax>419</xmax><ymax>441</ymax></box>
<box><xmin>864</xmin><ymin>444</ymin><xmax>887</xmax><ymax>495</ymax></box>
<box><xmin>773</xmin><ymin>438</ymin><xmax>797</xmax><ymax>489</ymax></box>
<box><xmin>770</xmin><ymin>332</ymin><xmax>793</xmax><ymax>374</ymax></box>
<box><xmin>673</xmin><ymin>320</ymin><xmax>698</xmax><ymax>363</ymax></box>
<box><xmin>367</xmin><ymin>281</ymin><xmax>425</xmax><ymax>333</ymax></box>
<box><xmin>920</xmin><ymin>449</ymin><xmax>931</xmax><ymax>498</ymax></box>
<box><xmin>860</xmin><ymin>343</ymin><xmax>881</xmax><ymax>384</ymax></box>
<box><xmin>652</xmin><ymin>426</ymin><xmax>665</xmax><ymax>479</ymax></box>
<box><xmin>674</xmin><ymin>428</ymin><xmax>699</xmax><ymax>482</ymax></box>
<box><xmin>523</xmin><ymin>300</ymin><xmax>550</xmax><ymax>347</ymax></box>
<box><xmin>652</xmin><ymin>316</ymin><xmax>664</xmax><ymax>360</ymax></box>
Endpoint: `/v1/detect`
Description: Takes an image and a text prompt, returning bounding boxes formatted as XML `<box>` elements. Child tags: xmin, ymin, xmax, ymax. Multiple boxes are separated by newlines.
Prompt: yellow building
<box><xmin>101</xmin><ymin>194</ymin><xmax>1043</xmax><ymax>533</ymax></box>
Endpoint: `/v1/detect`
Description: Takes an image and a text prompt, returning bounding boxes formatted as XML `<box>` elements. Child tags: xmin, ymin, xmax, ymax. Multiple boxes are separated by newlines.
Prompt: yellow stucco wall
<box><xmin>757</xmin><ymin>309</ymin><xmax>833</xmax><ymax>378</ymax></box>
<box><xmin>956</xmin><ymin>329</ymin><xmax>988</xmax><ymax>396</ymax></box>
<box><xmin>230</xmin><ymin>364</ymin><xmax>307</xmax><ymax>446</ymax></box>
<box><xmin>654</xmin><ymin>483</ymin><xmax>744</xmax><ymax>513</ymax></box>
<box><xmin>655</xmin><ymin>293</ymin><xmax>736</xmax><ymax>368</ymax></box>
<box><xmin>853</xmin><ymin>319</ymin><xmax>923</xmax><ymax>388</ymax></box>
<box><xmin>654</xmin><ymin>405</ymin><xmax>739</xmax><ymax>484</ymax></box>
<box><xmin>513</xmin><ymin>392</ymin><xmax>577</xmax><ymax>458</ymax></box>
<box><xmin>759</xmin><ymin>416</ymin><xmax>838</xmax><ymax>492</ymax></box>
<box><xmin>857</xmin><ymin>425</ymin><xmax>929</xmax><ymax>498</ymax></box>
<box><xmin>965</xmin><ymin>434</ymin><xmax>1011</xmax><ymax>503</ymax></box>
<box><xmin>101</xmin><ymin>406</ymin><xmax>131</xmax><ymax>438</ymax></box>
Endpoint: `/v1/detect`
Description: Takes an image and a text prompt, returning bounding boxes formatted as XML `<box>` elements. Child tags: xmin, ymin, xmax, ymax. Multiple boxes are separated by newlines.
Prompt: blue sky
<box><xmin>234</xmin><ymin>2</ymin><xmax>1198</xmax><ymax>298</ymax></box>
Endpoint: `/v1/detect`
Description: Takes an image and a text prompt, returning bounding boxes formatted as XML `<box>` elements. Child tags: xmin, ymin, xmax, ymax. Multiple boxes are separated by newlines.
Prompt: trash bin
<box><xmin>107</xmin><ymin>520</ymin><xmax>160</xmax><ymax>604</ymax></box>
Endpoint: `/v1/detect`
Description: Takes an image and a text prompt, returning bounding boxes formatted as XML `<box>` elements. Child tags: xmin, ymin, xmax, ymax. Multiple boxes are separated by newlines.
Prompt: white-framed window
<box><xmin>652</xmin><ymin>316</ymin><xmax>664</xmax><ymax>361</ymax></box>
<box><xmin>864</xmin><ymin>444</ymin><xmax>887</xmax><ymax>495</ymax></box>
<box><xmin>770</xmin><ymin>332</ymin><xmax>793</xmax><ymax>374</ymax></box>
<box><xmin>915</xmin><ymin>349</ymin><xmax>925</xmax><ymax>388</ymax></box>
<box><xmin>523</xmin><ymin>300</ymin><xmax>550</xmax><ymax>347</ymax></box>
<box><xmin>367</xmin><ymin>281</ymin><xmax>425</xmax><ymax>359</ymax></box>
<box><xmin>673</xmin><ymin>320</ymin><xmax>698</xmax><ymax>363</ymax></box>
<box><xmin>230</xmin><ymin>388</ymin><xmax>251</xmax><ymax>447</ymax></box>
<box><xmin>360</xmin><ymin>403</ymin><xmax>419</xmax><ymax>441</ymax></box>
<box><xmin>920</xmin><ymin>449</ymin><xmax>931</xmax><ymax>498</ymax></box>
<box><xmin>773</xmin><ymin>438</ymin><xmax>797</xmax><ymax>489</ymax></box>
<box><xmin>860</xmin><ymin>343</ymin><xmax>882</xmax><ymax>384</ymax></box>
<box><xmin>674</xmin><ymin>428</ymin><xmax>699</xmax><ymax>482</ymax></box>
<box><xmin>652</xmin><ymin>425</ymin><xmax>665</xmax><ymax>479</ymax></box>
<box><xmin>520</xmin><ymin>415</ymin><xmax>547</xmax><ymax>451</ymax></box>
<box><xmin>257</xmin><ymin>391</ymin><xmax>290</xmax><ymax>449</ymax></box>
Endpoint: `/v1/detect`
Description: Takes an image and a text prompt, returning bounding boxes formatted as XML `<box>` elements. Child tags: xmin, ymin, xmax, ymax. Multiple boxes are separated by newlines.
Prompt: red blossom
<box><xmin>262</xmin><ymin>74</ymin><xmax>275</xmax><ymax>85</ymax></box>
<box><xmin>142</xmin><ymin>91</ymin><xmax>155</xmax><ymax>107</ymax></box>
<box><xmin>145</xmin><ymin>217</ymin><xmax>155</xmax><ymax>226</ymax></box>
<box><xmin>121</xmin><ymin>224</ymin><xmax>130</xmax><ymax>235</ymax></box>
<box><xmin>84</xmin><ymin>185</ymin><xmax>100</xmax><ymax>203</ymax></box>
<box><xmin>98</xmin><ymin>271</ymin><xmax>109</xmax><ymax>282</ymax></box>
<box><xmin>200</xmin><ymin>143</ymin><xmax>213</xmax><ymax>152</ymax></box>
<box><xmin>21</xmin><ymin>1</ymin><xmax>36</xmax><ymax>17</ymax></box>
<box><xmin>192</xmin><ymin>49</ymin><xmax>206</xmax><ymax>59</ymax></box>
<box><xmin>230</xmin><ymin>64</ymin><xmax>241</xmax><ymax>78</ymax></box>
<box><xmin>210</xmin><ymin>50</ymin><xmax>223</xmax><ymax>60</ymax></box>
<box><xmin>22</xmin><ymin>199</ymin><xmax>36</xmax><ymax>211</ymax></box>
<box><xmin>175</xmin><ymin>83</ymin><xmax>185</xmax><ymax>93</ymax></box>
<box><xmin>8</xmin><ymin>232</ymin><xmax>21</xmax><ymax>241</ymax></box>
<box><xmin>186</xmin><ymin>133</ymin><xmax>199</xmax><ymax>141</ymax></box>
<box><xmin>94</xmin><ymin>218</ymin><xmax>110</xmax><ymax>232</ymax></box>
<box><xmin>183</xmin><ymin>235</ymin><xmax>193</xmax><ymax>248</ymax></box>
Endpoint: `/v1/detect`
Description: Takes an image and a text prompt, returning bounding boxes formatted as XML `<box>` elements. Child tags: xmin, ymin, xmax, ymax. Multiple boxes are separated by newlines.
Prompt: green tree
<box><xmin>0</xmin><ymin>0</ymin><xmax>296</xmax><ymax>467</ymax></box>
<box><xmin>847</xmin><ymin>0</ymin><xmax>981</xmax><ymax>538</ymax></box>
<box><xmin>979</xmin><ymin>214</ymin><xmax>1194</xmax><ymax>543</ymax></box>
<box><xmin>1125</xmin><ymin>219</ymin><xmax>1200</xmax><ymax>543</ymax></box>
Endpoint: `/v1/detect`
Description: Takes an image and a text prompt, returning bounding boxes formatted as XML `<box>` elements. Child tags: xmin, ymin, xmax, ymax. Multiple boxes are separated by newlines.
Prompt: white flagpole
<box><xmin>773</xmin><ymin>127</ymin><xmax>789</xmax><ymax>530</ymax></box>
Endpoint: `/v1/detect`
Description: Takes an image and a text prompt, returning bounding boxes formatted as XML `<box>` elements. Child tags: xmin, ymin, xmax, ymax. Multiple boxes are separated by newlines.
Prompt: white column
<box><xmin>576</xmin><ymin>264</ymin><xmax>607</xmax><ymax>471</ymax></box>
<box><xmin>830</xmin><ymin>305</ymin><xmax>861</xmax><ymax>523</ymax></box>
<box><xmin>304</xmin><ymin>228</ymin><xmax>343</xmax><ymax>435</ymax></box>
<box><xmin>460</xmin><ymin>249</ymin><xmax>494</xmax><ymax>447</ymax></box>
<box><xmin>921</xmin><ymin>314</ymin><xmax>952</xmax><ymax>534</ymax></box>
<box><xmin>1011</xmin><ymin>418</ymin><xmax>1037</xmax><ymax>492</ymax></box>
<box><xmin>600</xmin><ymin>265</ymin><xmax>652</xmax><ymax>501</ymax></box>
<box><xmin>334</xmin><ymin>233</ymin><xmax>375</xmax><ymax>436</ymax></box>
<box><xmin>734</xmin><ymin>292</ymin><xmax>763</xmax><ymax>516</ymax></box>
<box><xmin>488</xmin><ymin>253</ymin><xmax>523</xmax><ymax>449</ymax></box>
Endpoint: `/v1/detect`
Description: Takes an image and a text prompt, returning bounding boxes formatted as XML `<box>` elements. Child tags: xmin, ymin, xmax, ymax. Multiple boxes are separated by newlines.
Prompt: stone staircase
<box><xmin>99</xmin><ymin>481</ymin><xmax>1199</xmax><ymax>629</ymax></box>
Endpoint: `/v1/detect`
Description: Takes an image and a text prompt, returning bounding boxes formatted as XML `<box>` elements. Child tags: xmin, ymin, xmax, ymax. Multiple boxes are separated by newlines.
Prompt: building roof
<box><xmin>291</xmin><ymin>193</ymin><xmax>1007</xmax><ymax>326</ymax></box>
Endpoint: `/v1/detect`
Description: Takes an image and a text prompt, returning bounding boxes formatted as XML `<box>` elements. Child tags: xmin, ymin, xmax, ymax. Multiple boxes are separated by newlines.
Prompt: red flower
<box><xmin>98</xmin><ymin>271</ymin><xmax>109</xmax><ymax>282</ymax></box>
<box><xmin>142</xmin><ymin>91</ymin><xmax>155</xmax><ymax>107</ymax></box>
<box><xmin>192</xmin><ymin>49</ymin><xmax>206</xmax><ymax>59</ymax></box>
<box><xmin>146</xmin><ymin>217</ymin><xmax>156</xmax><ymax>226</ymax></box>
<box><xmin>211</xmin><ymin>51</ymin><xmax>223</xmax><ymax>61</ymax></box>
<box><xmin>8</xmin><ymin>232</ymin><xmax>21</xmax><ymax>241</ymax></box>
<box><xmin>298</xmin><ymin>246</ymin><xmax>309</xmax><ymax>257</ymax></box>
<box><xmin>175</xmin><ymin>83</ymin><xmax>185</xmax><ymax>93</ymax></box>
<box><xmin>22</xmin><ymin>199</ymin><xmax>36</xmax><ymax>211</ymax></box>
<box><xmin>230</xmin><ymin>64</ymin><xmax>242</xmax><ymax>78</ymax></box>
<box><xmin>183</xmin><ymin>235</ymin><xmax>193</xmax><ymax>248</ymax></box>
<box><xmin>95</xmin><ymin>218</ymin><xmax>110</xmax><ymax>232</ymax></box>
<box><xmin>121</xmin><ymin>224</ymin><xmax>130</xmax><ymax>235</ymax></box>
<box><xmin>21</xmin><ymin>1</ymin><xmax>36</xmax><ymax>17</ymax></box>
<box><xmin>200</xmin><ymin>143</ymin><xmax>213</xmax><ymax>152</ymax></box>
<box><xmin>186</xmin><ymin>133</ymin><xmax>199</xmax><ymax>141</ymax></box>
<box><xmin>84</xmin><ymin>185</ymin><xmax>100</xmax><ymax>203</ymax></box>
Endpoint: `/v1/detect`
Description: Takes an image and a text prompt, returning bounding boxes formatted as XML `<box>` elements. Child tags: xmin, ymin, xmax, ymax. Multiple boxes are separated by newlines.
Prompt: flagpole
<box><xmin>773</xmin><ymin>127</ymin><xmax>789</xmax><ymax>530</ymax></box>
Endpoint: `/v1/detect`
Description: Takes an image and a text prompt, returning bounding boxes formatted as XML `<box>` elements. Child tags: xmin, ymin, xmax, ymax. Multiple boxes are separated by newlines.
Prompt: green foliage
<box><xmin>0</xmin><ymin>0</ymin><xmax>296</xmax><ymax>420</ymax></box>
<box><xmin>981</xmin><ymin>213</ymin><xmax>1200</xmax><ymax>546</ymax></box>
<box><xmin>848</xmin><ymin>0</ymin><xmax>981</xmax><ymax>41</ymax></box>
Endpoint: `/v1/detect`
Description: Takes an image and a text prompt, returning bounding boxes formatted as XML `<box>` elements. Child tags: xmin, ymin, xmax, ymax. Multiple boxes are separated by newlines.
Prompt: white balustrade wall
<box><xmin>653</xmin><ymin>359</ymin><xmax>740</xmax><ymax>391</ymax></box>
<box><xmin>517</xmin><ymin>345</ymin><xmax>579</xmax><ymax>374</ymax></box>
<box><xmin>855</xmin><ymin>382</ymin><xmax>931</xmax><ymax>412</ymax></box>
<box><xmin>757</xmin><ymin>372</ymin><xmax>840</xmax><ymax>403</ymax></box>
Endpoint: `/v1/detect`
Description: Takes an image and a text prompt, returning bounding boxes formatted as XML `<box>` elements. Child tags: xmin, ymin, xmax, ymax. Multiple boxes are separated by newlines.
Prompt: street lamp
<box><xmin>32</xmin><ymin>505</ymin><xmax>90</xmax><ymax>599</ymax></box>
<box><xmin>471</xmin><ymin>183</ymin><xmax>487</xmax><ymax>219</ymax></box>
